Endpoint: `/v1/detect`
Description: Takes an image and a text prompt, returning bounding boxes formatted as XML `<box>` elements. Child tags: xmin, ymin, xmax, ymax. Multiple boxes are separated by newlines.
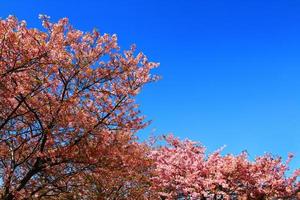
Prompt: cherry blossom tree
<box><xmin>0</xmin><ymin>15</ymin><xmax>158</xmax><ymax>200</ymax></box>
<box><xmin>150</xmin><ymin>135</ymin><xmax>300</xmax><ymax>200</ymax></box>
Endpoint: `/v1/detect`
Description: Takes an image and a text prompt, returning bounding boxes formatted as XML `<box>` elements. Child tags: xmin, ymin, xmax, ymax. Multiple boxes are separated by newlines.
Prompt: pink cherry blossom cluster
<box><xmin>0</xmin><ymin>15</ymin><xmax>158</xmax><ymax>199</ymax></box>
<box><xmin>150</xmin><ymin>135</ymin><xmax>300</xmax><ymax>199</ymax></box>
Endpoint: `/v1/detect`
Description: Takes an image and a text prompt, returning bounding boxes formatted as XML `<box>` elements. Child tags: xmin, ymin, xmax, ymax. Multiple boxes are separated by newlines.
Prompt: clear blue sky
<box><xmin>1</xmin><ymin>0</ymin><xmax>299</xmax><ymax>171</ymax></box>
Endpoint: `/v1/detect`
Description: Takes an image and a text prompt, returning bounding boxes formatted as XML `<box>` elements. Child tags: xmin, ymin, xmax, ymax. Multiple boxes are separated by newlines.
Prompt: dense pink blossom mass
<box><xmin>0</xmin><ymin>16</ymin><xmax>299</xmax><ymax>200</ymax></box>
<box><xmin>150</xmin><ymin>135</ymin><xmax>300</xmax><ymax>199</ymax></box>
<box><xmin>0</xmin><ymin>15</ymin><xmax>158</xmax><ymax>200</ymax></box>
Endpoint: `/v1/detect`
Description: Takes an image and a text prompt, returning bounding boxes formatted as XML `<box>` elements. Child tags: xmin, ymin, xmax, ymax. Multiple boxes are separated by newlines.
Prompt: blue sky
<box><xmin>1</xmin><ymin>0</ymin><xmax>299</xmax><ymax>171</ymax></box>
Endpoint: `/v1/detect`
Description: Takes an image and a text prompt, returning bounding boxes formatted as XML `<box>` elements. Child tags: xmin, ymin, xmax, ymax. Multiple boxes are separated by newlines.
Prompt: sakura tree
<box><xmin>0</xmin><ymin>15</ymin><xmax>158</xmax><ymax>199</ymax></box>
<box><xmin>150</xmin><ymin>135</ymin><xmax>300</xmax><ymax>200</ymax></box>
